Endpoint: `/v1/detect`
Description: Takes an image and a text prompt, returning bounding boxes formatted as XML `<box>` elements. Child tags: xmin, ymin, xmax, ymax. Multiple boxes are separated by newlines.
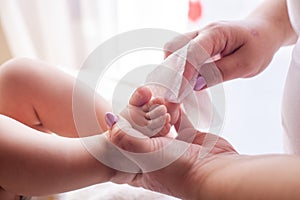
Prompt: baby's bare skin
<box><xmin>121</xmin><ymin>86</ymin><xmax>171</xmax><ymax>138</ymax></box>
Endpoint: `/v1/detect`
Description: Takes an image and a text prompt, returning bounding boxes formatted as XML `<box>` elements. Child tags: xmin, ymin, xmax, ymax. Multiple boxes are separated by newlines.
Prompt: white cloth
<box><xmin>145</xmin><ymin>44</ymin><xmax>222</xmax><ymax>104</ymax></box>
<box><xmin>282</xmin><ymin>0</ymin><xmax>300</xmax><ymax>154</ymax></box>
<box><xmin>287</xmin><ymin>0</ymin><xmax>300</xmax><ymax>35</ymax></box>
<box><xmin>145</xmin><ymin>44</ymin><xmax>223</xmax><ymax>131</ymax></box>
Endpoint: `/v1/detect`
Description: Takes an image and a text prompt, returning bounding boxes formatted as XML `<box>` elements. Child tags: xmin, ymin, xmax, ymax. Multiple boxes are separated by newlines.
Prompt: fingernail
<box><xmin>194</xmin><ymin>76</ymin><xmax>207</xmax><ymax>91</ymax></box>
<box><xmin>105</xmin><ymin>112</ymin><xmax>118</xmax><ymax>128</ymax></box>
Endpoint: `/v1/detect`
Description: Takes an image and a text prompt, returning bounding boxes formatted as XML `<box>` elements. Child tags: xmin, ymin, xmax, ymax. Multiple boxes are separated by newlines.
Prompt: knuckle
<box><xmin>204</xmin><ymin>21</ymin><xmax>228</xmax><ymax>31</ymax></box>
<box><xmin>163</xmin><ymin>41</ymin><xmax>176</xmax><ymax>52</ymax></box>
<box><xmin>201</xmin><ymin>22</ymin><xmax>229</xmax><ymax>40</ymax></box>
<box><xmin>205</xmin><ymin>22</ymin><xmax>220</xmax><ymax>29</ymax></box>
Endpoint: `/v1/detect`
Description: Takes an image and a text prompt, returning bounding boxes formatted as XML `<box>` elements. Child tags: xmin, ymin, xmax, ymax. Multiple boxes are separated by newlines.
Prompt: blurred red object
<box><xmin>188</xmin><ymin>0</ymin><xmax>202</xmax><ymax>22</ymax></box>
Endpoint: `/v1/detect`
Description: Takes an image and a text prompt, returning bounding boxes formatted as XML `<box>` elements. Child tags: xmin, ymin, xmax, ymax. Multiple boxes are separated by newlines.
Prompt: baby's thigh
<box><xmin>0</xmin><ymin>58</ymin><xmax>44</xmax><ymax>126</ymax></box>
<box><xmin>0</xmin><ymin>58</ymin><xmax>65</xmax><ymax>130</ymax></box>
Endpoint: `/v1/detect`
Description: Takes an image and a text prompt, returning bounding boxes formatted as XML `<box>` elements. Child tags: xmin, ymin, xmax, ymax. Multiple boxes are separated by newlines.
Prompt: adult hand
<box><xmin>106</xmin><ymin>113</ymin><xmax>237</xmax><ymax>199</ymax></box>
<box><xmin>164</xmin><ymin>17</ymin><xmax>295</xmax><ymax>89</ymax></box>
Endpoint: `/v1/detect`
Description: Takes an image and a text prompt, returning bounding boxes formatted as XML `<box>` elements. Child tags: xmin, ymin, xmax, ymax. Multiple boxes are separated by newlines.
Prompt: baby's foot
<box><xmin>120</xmin><ymin>86</ymin><xmax>171</xmax><ymax>137</ymax></box>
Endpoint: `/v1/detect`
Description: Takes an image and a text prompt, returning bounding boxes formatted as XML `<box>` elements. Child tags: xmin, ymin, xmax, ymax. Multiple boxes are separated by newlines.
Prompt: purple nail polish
<box><xmin>105</xmin><ymin>112</ymin><xmax>118</xmax><ymax>128</ymax></box>
<box><xmin>194</xmin><ymin>76</ymin><xmax>207</xmax><ymax>91</ymax></box>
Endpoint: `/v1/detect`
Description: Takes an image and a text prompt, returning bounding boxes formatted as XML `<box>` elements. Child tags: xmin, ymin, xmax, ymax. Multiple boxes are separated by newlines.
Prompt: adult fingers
<box><xmin>106</xmin><ymin>112</ymin><xmax>152</xmax><ymax>153</ymax></box>
<box><xmin>174</xmin><ymin>31</ymin><xmax>225</xmax><ymax>95</ymax></box>
<box><xmin>212</xmin><ymin>47</ymin><xmax>256</xmax><ymax>82</ymax></box>
<box><xmin>186</xmin><ymin>22</ymin><xmax>249</xmax><ymax>87</ymax></box>
<box><xmin>183</xmin><ymin>32</ymin><xmax>227</xmax><ymax>88</ymax></box>
<box><xmin>190</xmin><ymin>130</ymin><xmax>238</xmax><ymax>155</ymax></box>
<box><xmin>164</xmin><ymin>31</ymin><xmax>198</xmax><ymax>58</ymax></box>
<box><xmin>175</xmin><ymin>110</ymin><xmax>197</xmax><ymax>143</ymax></box>
<box><xmin>106</xmin><ymin>112</ymin><xmax>172</xmax><ymax>153</ymax></box>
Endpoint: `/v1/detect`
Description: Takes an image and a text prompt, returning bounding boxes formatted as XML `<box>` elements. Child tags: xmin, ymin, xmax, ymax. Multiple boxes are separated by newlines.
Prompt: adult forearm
<box><xmin>197</xmin><ymin>154</ymin><xmax>300</xmax><ymax>200</ymax></box>
<box><xmin>247</xmin><ymin>0</ymin><xmax>297</xmax><ymax>46</ymax></box>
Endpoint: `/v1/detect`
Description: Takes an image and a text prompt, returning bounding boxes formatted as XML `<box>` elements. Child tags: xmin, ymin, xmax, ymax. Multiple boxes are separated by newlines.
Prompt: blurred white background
<box><xmin>0</xmin><ymin>0</ymin><xmax>293</xmax><ymax>156</ymax></box>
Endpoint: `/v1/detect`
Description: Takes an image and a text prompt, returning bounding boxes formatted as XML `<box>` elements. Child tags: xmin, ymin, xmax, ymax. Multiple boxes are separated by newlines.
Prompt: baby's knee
<box><xmin>0</xmin><ymin>58</ymin><xmax>39</xmax><ymax>88</ymax></box>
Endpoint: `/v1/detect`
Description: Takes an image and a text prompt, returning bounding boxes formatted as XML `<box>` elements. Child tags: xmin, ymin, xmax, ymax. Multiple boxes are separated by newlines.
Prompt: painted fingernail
<box><xmin>194</xmin><ymin>76</ymin><xmax>207</xmax><ymax>91</ymax></box>
<box><xmin>105</xmin><ymin>112</ymin><xmax>118</xmax><ymax>128</ymax></box>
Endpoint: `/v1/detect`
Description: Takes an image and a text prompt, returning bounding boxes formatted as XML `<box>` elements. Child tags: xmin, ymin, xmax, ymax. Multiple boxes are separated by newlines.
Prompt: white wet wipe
<box><xmin>145</xmin><ymin>45</ymin><xmax>192</xmax><ymax>103</ymax></box>
<box><xmin>145</xmin><ymin>43</ymin><xmax>223</xmax><ymax>131</ymax></box>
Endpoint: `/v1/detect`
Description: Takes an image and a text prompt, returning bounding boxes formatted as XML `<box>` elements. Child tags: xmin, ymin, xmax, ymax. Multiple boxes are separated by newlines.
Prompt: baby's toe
<box><xmin>142</xmin><ymin>97</ymin><xmax>165</xmax><ymax>112</ymax></box>
<box><xmin>156</xmin><ymin>113</ymin><xmax>171</xmax><ymax>137</ymax></box>
<box><xmin>129</xmin><ymin>86</ymin><xmax>152</xmax><ymax>107</ymax></box>
<box><xmin>145</xmin><ymin>105</ymin><xmax>167</xmax><ymax>120</ymax></box>
<box><xmin>147</xmin><ymin>113</ymin><xmax>171</xmax><ymax>136</ymax></box>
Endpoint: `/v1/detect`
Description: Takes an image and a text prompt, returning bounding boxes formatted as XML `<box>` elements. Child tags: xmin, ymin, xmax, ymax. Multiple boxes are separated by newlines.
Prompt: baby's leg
<box><xmin>120</xmin><ymin>86</ymin><xmax>171</xmax><ymax>137</ymax></box>
<box><xmin>0</xmin><ymin>58</ymin><xmax>110</xmax><ymax>137</ymax></box>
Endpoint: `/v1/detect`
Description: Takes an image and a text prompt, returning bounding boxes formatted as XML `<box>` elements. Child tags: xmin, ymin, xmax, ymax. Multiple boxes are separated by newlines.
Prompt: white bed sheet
<box><xmin>32</xmin><ymin>182</ymin><xmax>179</xmax><ymax>200</ymax></box>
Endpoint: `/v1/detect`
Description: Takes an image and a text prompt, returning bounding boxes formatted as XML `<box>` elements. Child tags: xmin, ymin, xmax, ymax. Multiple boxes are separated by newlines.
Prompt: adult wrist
<box><xmin>246</xmin><ymin>0</ymin><xmax>297</xmax><ymax>47</ymax></box>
